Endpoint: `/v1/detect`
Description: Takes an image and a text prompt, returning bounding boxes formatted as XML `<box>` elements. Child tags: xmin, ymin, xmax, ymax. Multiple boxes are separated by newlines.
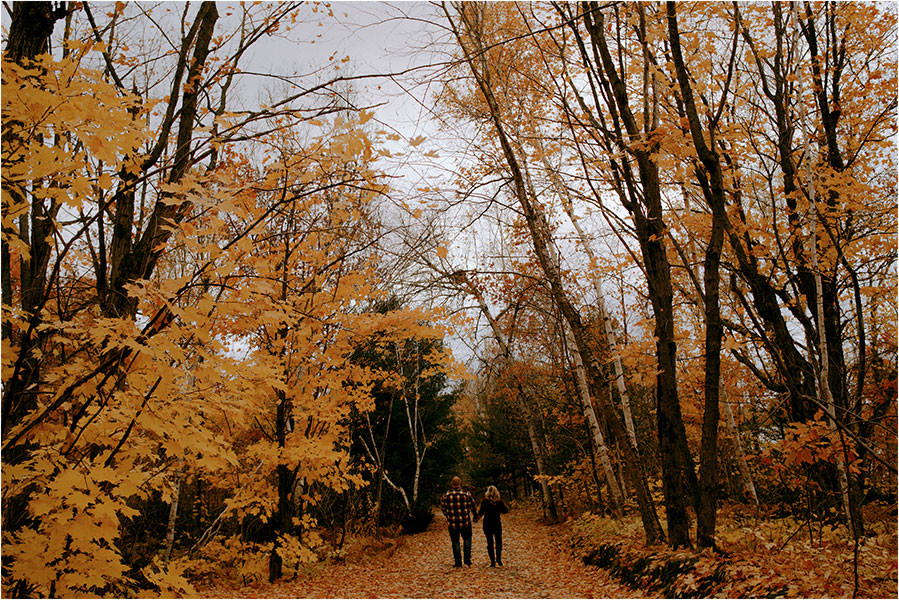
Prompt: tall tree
<box><xmin>664</xmin><ymin>0</ymin><xmax>735</xmax><ymax>549</ymax></box>
<box><xmin>554</xmin><ymin>1</ymin><xmax>698</xmax><ymax>546</ymax></box>
<box><xmin>444</xmin><ymin>1</ymin><xmax>664</xmax><ymax>544</ymax></box>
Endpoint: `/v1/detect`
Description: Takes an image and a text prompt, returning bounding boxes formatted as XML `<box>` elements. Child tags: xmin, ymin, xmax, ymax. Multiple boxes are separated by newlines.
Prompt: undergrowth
<box><xmin>567</xmin><ymin>502</ymin><xmax>898</xmax><ymax>598</ymax></box>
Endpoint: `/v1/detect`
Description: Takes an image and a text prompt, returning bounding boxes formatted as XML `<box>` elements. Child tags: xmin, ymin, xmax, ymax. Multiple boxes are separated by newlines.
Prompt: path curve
<box><xmin>206</xmin><ymin>508</ymin><xmax>648</xmax><ymax>598</ymax></box>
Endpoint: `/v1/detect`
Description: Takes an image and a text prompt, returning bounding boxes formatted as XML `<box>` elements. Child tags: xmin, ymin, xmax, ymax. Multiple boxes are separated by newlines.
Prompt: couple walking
<box><xmin>440</xmin><ymin>476</ymin><xmax>509</xmax><ymax>568</ymax></box>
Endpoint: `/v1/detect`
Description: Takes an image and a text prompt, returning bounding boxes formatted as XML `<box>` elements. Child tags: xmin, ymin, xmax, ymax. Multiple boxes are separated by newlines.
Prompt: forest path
<box><xmin>209</xmin><ymin>507</ymin><xmax>648</xmax><ymax>598</ymax></box>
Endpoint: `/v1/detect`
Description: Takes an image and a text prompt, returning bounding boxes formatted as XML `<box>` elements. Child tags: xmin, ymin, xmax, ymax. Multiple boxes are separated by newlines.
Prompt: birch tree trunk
<box><xmin>536</xmin><ymin>139</ymin><xmax>639</xmax><ymax>450</ymax></box>
<box><xmin>164</xmin><ymin>467</ymin><xmax>183</xmax><ymax>563</ymax></box>
<box><xmin>567</xmin><ymin>331</ymin><xmax>624</xmax><ymax>516</ymax></box>
<box><xmin>525</xmin><ymin>139</ymin><xmax>626</xmax><ymax>517</ymax></box>
<box><xmin>796</xmin><ymin>69</ymin><xmax>853</xmax><ymax>532</ymax></box>
<box><xmin>399</xmin><ymin>345</ymin><xmax>427</xmax><ymax>507</ymax></box>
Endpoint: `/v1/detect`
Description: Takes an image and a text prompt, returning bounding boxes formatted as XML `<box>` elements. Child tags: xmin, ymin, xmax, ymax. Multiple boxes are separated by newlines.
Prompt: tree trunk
<box><xmin>5</xmin><ymin>2</ymin><xmax>64</xmax><ymax>63</ymax></box>
<box><xmin>666</xmin><ymin>1</ymin><xmax>736</xmax><ymax>547</ymax></box>
<box><xmin>164</xmin><ymin>467</ymin><xmax>184</xmax><ymax>563</ymax></box>
<box><xmin>536</xmin><ymin>138</ymin><xmax>639</xmax><ymax>450</ymax></box>
<box><xmin>722</xmin><ymin>395</ymin><xmax>758</xmax><ymax>507</ymax></box>
<box><xmin>269</xmin><ymin>389</ymin><xmax>294</xmax><ymax>583</ymax></box>
<box><xmin>104</xmin><ymin>1</ymin><xmax>218</xmax><ymax>319</ymax></box>
<box><xmin>567</xmin><ymin>331</ymin><xmax>624</xmax><ymax>516</ymax></box>
<box><xmin>796</xmin><ymin>3</ymin><xmax>863</xmax><ymax>539</ymax></box>
<box><xmin>1</xmin><ymin>1</ymin><xmax>68</xmax><ymax>435</ymax></box>
<box><xmin>585</xmin><ymin>434</ymin><xmax>607</xmax><ymax>514</ymax></box>
<box><xmin>614</xmin><ymin>444</ymin><xmax>628</xmax><ymax>503</ymax></box>
<box><xmin>400</xmin><ymin>345</ymin><xmax>427</xmax><ymax>509</ymax></box>
<box><xmin>576</xmin><ymin>2</ymin><xmax>695</xmax><ymax>546</ymax></box>
<box><xmin>796</xmin><ymin>74</ymin><xmax>854</xmax><ymax>535</ymax></box>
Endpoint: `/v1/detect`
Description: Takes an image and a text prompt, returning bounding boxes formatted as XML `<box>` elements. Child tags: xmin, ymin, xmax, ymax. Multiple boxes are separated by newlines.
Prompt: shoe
<box><xmin>497</xmin><ymin>560</ymin><xmax>503</xmax><ymax>566</ymax></box>
<box><xmin>453</xmin><ymin>563</ymin><xmax>462</xmax><ymax>568</ymax></box>
<box><xmin>490</xmin><ymin>562</ymin><xmax>496</xmax><ymax>567</ymax></box>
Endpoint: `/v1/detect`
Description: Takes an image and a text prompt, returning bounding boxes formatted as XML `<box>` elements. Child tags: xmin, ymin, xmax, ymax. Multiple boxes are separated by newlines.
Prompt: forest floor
<box><xmin>195</xmin><ymin>502</ymin><xmax>897</xmax><ymax>598</ymax></box>
<box><xmin>199</xmin><ymin>507</ymin><xmax>648</xmax><ymax>598</ymax></box>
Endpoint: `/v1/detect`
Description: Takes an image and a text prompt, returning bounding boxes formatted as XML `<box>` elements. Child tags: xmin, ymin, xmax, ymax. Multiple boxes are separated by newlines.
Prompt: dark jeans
<box><xmin>448</xmin><ymin>525</ymin><xmax>472</xmax><ymax>566</ymax></box>
<box><xmin>484</xmin><ymin>525</ymin><xmax>503</xmax><ymax>565</ymax></box>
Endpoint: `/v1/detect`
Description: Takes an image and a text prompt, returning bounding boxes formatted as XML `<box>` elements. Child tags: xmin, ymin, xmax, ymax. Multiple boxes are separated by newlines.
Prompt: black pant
<box><xmin>448</xmin><ymin>525</ymin><xmax>472</xmax><ymax>566</ymax></box>
<box><xmin>483</xmin><ymin>525</ymin><xmax>502</xmax><ymax>565</ymax></box>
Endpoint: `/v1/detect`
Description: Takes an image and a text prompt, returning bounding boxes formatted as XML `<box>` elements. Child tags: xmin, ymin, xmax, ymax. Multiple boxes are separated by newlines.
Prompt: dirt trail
<box><xmin>206</xmin><ymin>508</ymin><xmax>647</xmax><ymax>598</ymax></box>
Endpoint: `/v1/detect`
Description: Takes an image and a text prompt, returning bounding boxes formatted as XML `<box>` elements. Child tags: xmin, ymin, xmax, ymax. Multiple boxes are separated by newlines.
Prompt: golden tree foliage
<box><xmin>1</xmin><ymin>39</ymin><xmax>456</xmax><ymax>596</ymax></box>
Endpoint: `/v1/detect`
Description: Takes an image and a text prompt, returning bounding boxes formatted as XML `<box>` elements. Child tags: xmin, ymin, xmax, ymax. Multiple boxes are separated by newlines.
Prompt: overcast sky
<box><xmin>0</xmin><ymin>2</ymin><xmax>610</xmax><ymax>368</ymax></box>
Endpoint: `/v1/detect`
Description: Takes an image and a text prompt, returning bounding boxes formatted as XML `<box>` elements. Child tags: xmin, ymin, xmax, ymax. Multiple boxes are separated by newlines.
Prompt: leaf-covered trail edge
<box><xmin>200</xmin><ymin>507</ymin><xmax>648</xmax><ymax>598</ymax></box>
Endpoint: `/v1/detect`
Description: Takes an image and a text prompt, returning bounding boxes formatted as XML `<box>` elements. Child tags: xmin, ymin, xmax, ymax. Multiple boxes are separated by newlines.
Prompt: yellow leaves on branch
<box><xmin>1</xmin><ymin>37</ymin><xmax>467</xmax><ymax>597</ymax></box>
<box><xmin>2</xmin><ymin>53</ymin><xmax>150</xmax><ymax>190</ymax></box>
<box><xmin>142</xmin><ymin>557</ymin><xmax>198</xmax><ymax>598</ymax></box>
<box><xmin>358</xmin><ymin>109</ymin><xmax>375</xmax><ymax>124</ymax></box>
<box><xmin>3</xmin><ymin>457</ymin><xmax>145</xmax><ymax>596</ymax></box>
<box><xmin>331</xmin><ymin>129</ymin><xmax>374</xmax><ymax>162</ymax></box>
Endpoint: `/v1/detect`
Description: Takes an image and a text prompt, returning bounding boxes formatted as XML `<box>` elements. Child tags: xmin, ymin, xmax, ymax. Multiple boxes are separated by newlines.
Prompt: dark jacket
<box><xmin>477</xmin><ymin>498</ymin><xmax>508</xmax><ymax>530</ymax></box>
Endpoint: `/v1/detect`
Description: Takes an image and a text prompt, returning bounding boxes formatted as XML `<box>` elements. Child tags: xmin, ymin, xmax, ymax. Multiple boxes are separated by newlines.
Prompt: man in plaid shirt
<box><xmin>440</xmin><ymin>476</ymin><xmax>478</xmax><ymax>567</ymax></box>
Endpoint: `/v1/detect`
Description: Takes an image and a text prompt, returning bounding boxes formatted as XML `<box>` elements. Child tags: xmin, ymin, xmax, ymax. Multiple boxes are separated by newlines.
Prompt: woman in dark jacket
<box><xmin>477</xmin><ymin>485</ymin><xmax>509</xmax><ymax>567</ymax></box>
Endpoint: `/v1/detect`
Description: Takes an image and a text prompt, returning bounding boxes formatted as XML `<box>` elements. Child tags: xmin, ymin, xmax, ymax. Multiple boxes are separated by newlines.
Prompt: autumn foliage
<box><xmin>1</xmin><ymin>4</ymin><xmax>461</xmax><ymax>596</ymax></box>
<box><xmin>2</xmin><ymin>2</ymin><xmax>897</xmax><ymax>598</ymax></box>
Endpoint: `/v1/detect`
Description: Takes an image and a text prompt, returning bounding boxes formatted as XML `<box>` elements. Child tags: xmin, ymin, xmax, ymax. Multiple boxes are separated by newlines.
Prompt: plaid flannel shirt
<box><xmin>441</xmin><ymin>488</ymin><xmax>476</xmax><ymax>530</ymax></box>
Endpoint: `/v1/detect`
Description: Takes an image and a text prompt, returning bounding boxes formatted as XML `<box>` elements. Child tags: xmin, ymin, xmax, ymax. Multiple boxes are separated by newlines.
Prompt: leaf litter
<box><xmin>199</xmin><ymin>507</ymin><xmax>647</xmax><ymax>598</ymax></box>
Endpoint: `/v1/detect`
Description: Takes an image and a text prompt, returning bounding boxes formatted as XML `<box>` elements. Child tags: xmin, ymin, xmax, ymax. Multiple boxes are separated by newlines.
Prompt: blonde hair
<box><xmin>485</xmin><ymin>485</ymin><xmax>501</xmax><ymax>502</ymax></box>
